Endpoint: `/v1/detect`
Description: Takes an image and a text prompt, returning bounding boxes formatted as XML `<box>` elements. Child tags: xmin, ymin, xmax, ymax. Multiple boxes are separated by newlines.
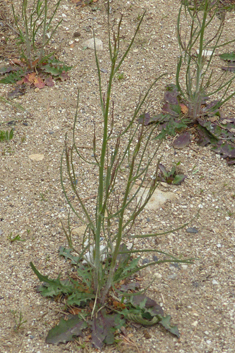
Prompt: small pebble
<box><xmin>181</xmin><ymin>264</ymin><xmax>188</xmax><ymax>270</ymax></box>
<box><xmin>73</xmin><ymin>31</ymin><xmax>81</xmax><ymax>38</ymax></box>
<box><xmin>155</xmin><ymin>273</ymin><xmax>162</xmax><ymax>279</ymax></box>
<box><xmin>168</xmin><ymin>273</ymin><xmax>177</xmax><ymax>280</ymax></box>
<box><xmin>192</xmin><ymin>281</ymin><xmax>199</xmax><ymax>287</ymax></box>
<box><xmin>186</xmin><ymin>227</ymin><xmax>198</xmax><ymax>233</ymax></box>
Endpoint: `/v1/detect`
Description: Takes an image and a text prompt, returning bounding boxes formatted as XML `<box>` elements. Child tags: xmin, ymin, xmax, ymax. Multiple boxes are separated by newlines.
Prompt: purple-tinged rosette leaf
<box><xmin>173</xmin><ymin>132</ymin><xmax>191</xmax><ymax>149</ymax></box>
<box><xmin>46</xmin><ymin>316</ymin><xmax>87</xmax><ymax>344</ymax></box>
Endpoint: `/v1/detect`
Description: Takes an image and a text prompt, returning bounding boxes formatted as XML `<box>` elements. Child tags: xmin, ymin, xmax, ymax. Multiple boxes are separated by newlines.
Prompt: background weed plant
<box><xmin>141</xmin><ymin>0</ymin><xmax>235</xmax><ymax>165</ymax></box>
<box><xmin>31</xmin><ymin>8</ymin><xmax>193</xmax><ymax>349</ymax></box>
<box><xmin>176</xmin><ymin>0</ymin><xmax>235</xmax><ymax>121</ymax></box>
<box><xmin>0</xmin><ymin>0</ymin><xmax>72</xmax><ymax>87</ymax></box>
<box><xmin>12</xmin><ymin>0</ymin><xmax>62</xmax><ymax>69</ymax></box>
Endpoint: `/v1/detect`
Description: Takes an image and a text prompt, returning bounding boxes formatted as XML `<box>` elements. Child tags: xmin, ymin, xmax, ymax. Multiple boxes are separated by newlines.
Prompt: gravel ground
<box><xmin>0</xmin><ymin>0</ymin><xmax>235</xmax><ymax>352</ymax></box>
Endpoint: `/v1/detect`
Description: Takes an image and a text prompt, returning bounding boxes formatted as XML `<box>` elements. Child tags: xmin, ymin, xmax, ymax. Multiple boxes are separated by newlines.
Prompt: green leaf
<box><xmin>0</xmin><ymin>66</ymin><xmax>18</xmax><ymax>75</ymax></box>
<box><xmin>126</xmin><ymin>312</ymin><xmax>160</xmax><ymax>326</ymax></box>
<box><xmin>30</xmin><ymin>262</ymin><xmax>74</xmax><ymax>297</ymax></box>
<box><xmin>0</xmin><ymin>129</ymin><xmax>14</xmax><ymax>142</ymax></box>
<box><xmin>172</xmin><ymin>174</ymin><xmax>186</xmax><ymax>185</ymax></box>
<box><xmin>43</xmin><ymin>64</ymin><xmax>62</xmax><ymax>76</ymax></box>
<box><xmin>169</xmin><ymin>165</ymin><xmax>176</xmax><ymax>176</ymax></box>
<box><xmin>91</xmin><ymin>310</ymin><xmax>125</xmax><ymax>349</ymax></box>
<box><xmin>197</xmin><ymin>124</ymin><xmax>219</xmax><ymax>144</ymax></box>
<box><xmin>219</xmin><ymin>52</ymin><xmax>235</xmax><ymax>62</ymax></box>
<box><xmin>9</xmin><ymin>234</ymin><xmax>25</xmax><ymax>242</ymax></box>
<box><xmin>43</xmin><ymin>64</ymin><xmax>72</xmax><ymax>77</ymax></box>
<box><xmin>9</xmin><ymin>129</ymin><xmax>14</xmax><ymax>140</ymax></box>
<box><xmin>171</xmin><ymin>104</ymin><xmax>181</xmax><ymax>115</ymax></box>
<box><xmin>0</xmin><ymin>69</ymin><xmax>25</xmax><ymax>84</ymax></box>
<box><xmin>46</xmin><ymin>315</ymin><xmax>87</xmax><ymax>344</ymax></box>
<box><xmin>130</xmin><ymin>294</ymin><xmax>164</xmax><ymax>316</ymax></box>
<box><xmin>159</xmin><ymin>315</ymin><xmax>180</xmax><ymax>338</ymax></box>
<box><xmin>159</xmin><ymin>164</ymin><xmax>169</xmax><ymax>178</ymax></box>
<box><xmin>76</xmin><ymin>266</ymin><xmax>93</xmax><ymax>287</ymax></box>
<box><xmin>67</xmin><ymin>291</ymin><xmax>95</xmax><ymax>306</ymax></box>
<box><xmin>58</xmin><ymin>246</ymin><xmax>80</xmax><ymax>264</ymax></box>
<box><xmin>155</xmin><ymin>119</ymin><xmax>189</xmax><ymax>140</ymax></box>
<box><xmin>114</xmin><ymin>256</ymin><xmax>140</xmax><ymax>282</ymax></box>
<box><xmin>214</xmin><ymin>125</ymin><xmax>222</xmax><ymax>137</ymax></box>
<box><xmin>123</xmin><ymin>294</ymin><xmax>165</xmax><ymax>326</ymax></box>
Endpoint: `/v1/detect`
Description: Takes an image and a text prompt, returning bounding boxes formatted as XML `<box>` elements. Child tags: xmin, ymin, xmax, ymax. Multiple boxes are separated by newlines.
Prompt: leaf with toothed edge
<box><xmin>46</xmin><ymin>315</ymin><xmax>87</xmax><ymax>344</ymax></box>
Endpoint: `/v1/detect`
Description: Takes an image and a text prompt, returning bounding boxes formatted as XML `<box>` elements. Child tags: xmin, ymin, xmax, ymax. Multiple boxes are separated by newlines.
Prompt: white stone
<box><xmin>72</xmin><ymin>225</ymin><xmax>87</xmax><ymax>237</ymax></box>
<box><xmin>155</xmin><ymin>273</ymin><xmax>162</xmax><ymax>279</ymax></box>
<box><xmin>133</xmin><ymin>186</ymin><xmax>177</xmax><ymax>210</ymax></box>
<box><xmin>196</xmin><ymin>49</ymin><xmax>213</xmax><ymax>57</ymax></box>
<box><xmin>182</xmin><ymin>264</ymin><xmax>188</xmax><ymax>270</ymax></box>
<box><xmin>29</xmin><ymin>154</ymin><xmax>44</xmax><ymax>161</ymax></box>
<box><xmin>83</xmin><ymin>38</ymin><xmax>103</xmax><ymax>51</ymax></box>
<box><xmin>126</xmin><ymin>242</ymin><xmax>133</xmax><ymax>250</ymax></box>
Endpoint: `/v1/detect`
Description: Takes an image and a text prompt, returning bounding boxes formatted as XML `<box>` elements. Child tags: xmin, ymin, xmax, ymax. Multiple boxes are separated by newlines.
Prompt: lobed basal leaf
<box><xmin>46</xmin><ymin>315</ymin><xmax>87</xmax><ymax>344</ymax></box>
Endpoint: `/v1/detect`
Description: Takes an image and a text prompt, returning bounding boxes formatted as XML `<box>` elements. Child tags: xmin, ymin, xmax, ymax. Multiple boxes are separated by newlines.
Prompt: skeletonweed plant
<box><xmin>30</xmin><ymin>8</ymin><xmax>193</xmax><ymax>349</ymax></box>
<box><xmin>0</xmin><ymin>0</ymin><xmax>71</xmax><ymax>88</ymax></box>
<box><xmin>176</xmin><ymin>0</ymin><xmax>235</xmax><ymax>121</ymax></box>
<box><xmin>12</xmin><ymin>0</ymin><xmax>63</xmax><ymax>69</ymax></box>
<box><xmin>141</xmin><ymin>0</ymin><xmax>235</xmax><ymax>164</ymax></box>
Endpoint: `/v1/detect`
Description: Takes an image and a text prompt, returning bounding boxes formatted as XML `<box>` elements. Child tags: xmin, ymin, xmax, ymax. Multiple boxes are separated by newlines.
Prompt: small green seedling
<box><xmin>0</xmin><ymin>129</ymin><xmax>14</xmax><ymax>142</ymax></box>
<box><xmin>21</xmin><ymin>135</ymin><xmax>26</xmax><ymax>143</ymax></box>
<box><xmin>8</xmin><ymin>233</ymin><xmax>26</xmax><ymax>243</ymax></box>
<box><xmin>191</xmin><ymin>165</ymin><xmax>199</xmax><ymax>175</ymax></box>
<box><xmin>39</xmin><ymin>192</ymin><xmax>48</xmax><ymax>202</ymax></box>
<box><xmin>11</xmin><ymin>310</ymin><xmax>27</xmax><ymax>332</ymax></box>
<box><xmin>117</xmin><ymin>72</ymin><xmax>125</xmax><ymax>80</ymax></box>
<box><xmin>158</xmin><ymin>162</ymin><xmax>186</xmax><ymax>185</ymax></box>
